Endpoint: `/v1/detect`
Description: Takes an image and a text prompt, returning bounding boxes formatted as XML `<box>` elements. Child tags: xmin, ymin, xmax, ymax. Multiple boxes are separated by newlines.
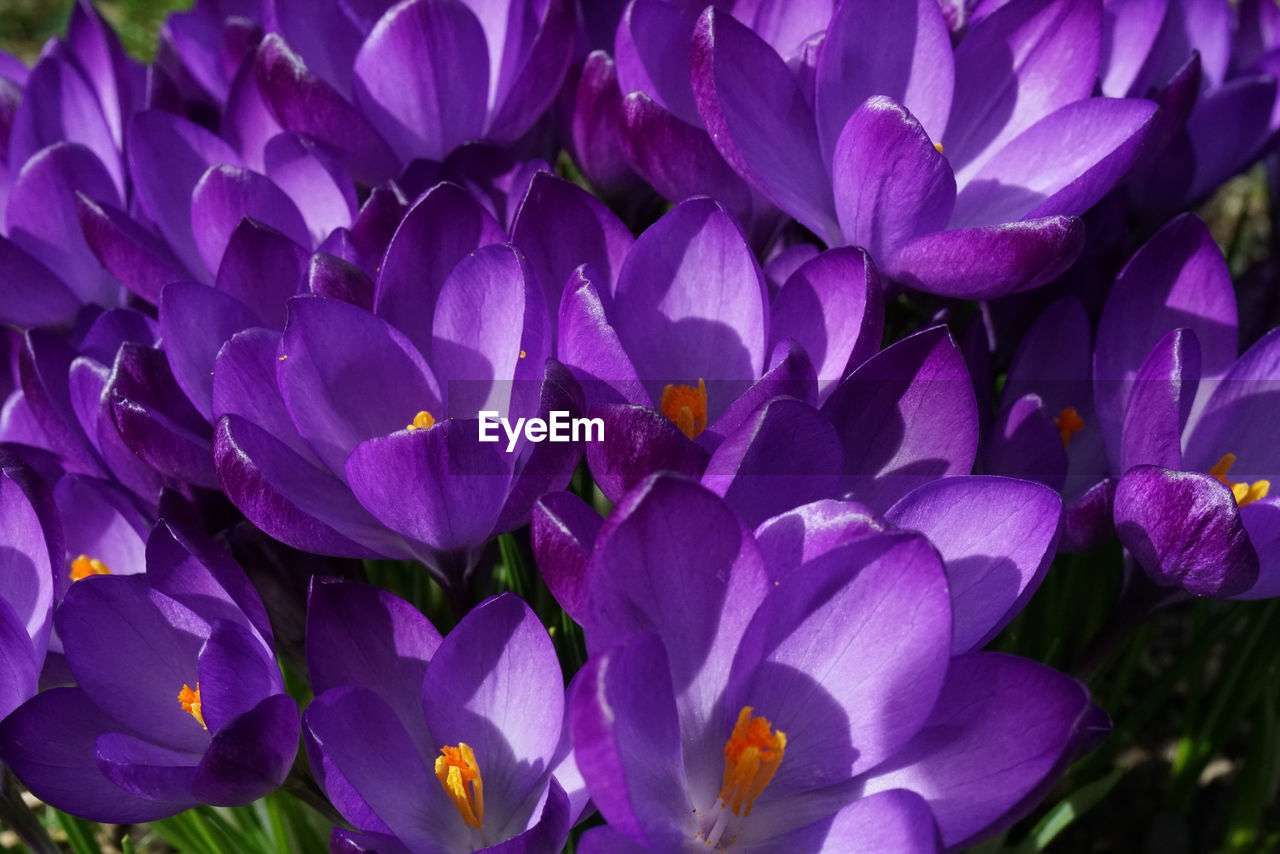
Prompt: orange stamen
<box><xmin>69</xmin><ymin>555</ymin><xmax>112</xmax><ymax>581</ymax></box>
<box><xmin>435</xmin><ymin>743</ymin><xmax>484</xmax><ymax>829</ymax></box>
<box><xmin>178</xmin><ymin>683</ymin><xmax>206</xmax><ymax>729</ymax></box>
<box><xmin>406</xmin><ymin>410</ymin><xmax>435</xmax><ymax>431</ymax></box>
<box><xmin>1210</xmin><ymin>453</ymin><xmax>1270</xmax><ymax>506</ymax></box>
<box><xmin>1053</xmin><ymin>406</ymin><xmax>1085</xmax><ymax>450</ymax></box>
<box><xmin>659</xmin><ymin>379</ymin><xmax>708</xmax><ymax>440</ymax></box>
<box><xmin>718</xmin><ymin>706</ymin><xmax>785</xmax><ymax>818</ymax></box>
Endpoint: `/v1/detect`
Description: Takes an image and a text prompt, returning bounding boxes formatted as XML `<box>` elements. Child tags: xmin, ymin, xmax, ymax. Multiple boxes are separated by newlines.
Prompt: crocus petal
<box><xmin>558</xmin><ymin>266</ymin><xmax>647</xmax><ymax>409</ymax></box>
<box><xmin>486</xmin><ymin>777</ymin><xmax>571</xmax><ymax>854</ymax></box>
<box><xmin>568</xmin><ymin>632</ymin><xmax>689</xmax><ymax>851</ymax></box>
<box><xmin>0</xmin><ymin>598</ymin><xmax>38</xmax><ymax>721</ymax></box>
<box><xmin>57</xmin><ymin>577</ymin><xmax>210</xmax><ymax>753</ymax></box>
<box><xmin>212</xmin><ymin>328</ymin><xmax>318</xmax><ymax>463</ymax></box>
<box><xmin>308</xmin><ymin>251</ymin><xmax>375</xmax><ymax>309</ymax></box>
<box><xmin>254</xmin><ymin>34</ymin><xmax>399</xmax><ymax>185</ymax></box>
<box><xmin>126</xmin><ymin>110</ymin><xmax>243</xmax><ymax>280</ymax></box>
<box><xmin>345</xmin><ymin>419</ymin><xmax>513</xmax><ymax>556</ymax></box>
<box><xmin>612</xmin><ymin>197</ymin><xmax>768</xmax><ymax>415</ymax></box>
<box><xmin>190</xmin><ymin>164</ymin><xmax>312</xmax><ymax>276</ymax></box>
<box><xmin>616</xmin><ymin>0</ymin><xmax>701</xmax><ymax>125</ymax></box>
<box><xmin>821</xmin><ymin>326</ymin><xmax>978</xmax><ymax>512</ymax></box>
<box><xmin>707</xmin><ymin>339</ymin><xmax>817</xmax><ymax>443</ymax></box>
<box><xmin>1233</xmin><ymin>499</ymin><xmax>1280</xmax><ymax>600</ymax></box>
<box><xmin>702</xmin><ymin>396</ymin><xmax>842</xmax><ymax>529</ymax></box>
<box><xmin>691</xmin><ymin>9</ymin><xmax>838</xmax><ymax>243</ymax></box>
<box><xmin>531</xmin><ymin>491</ymin><xmax>602</xmax><ymax>624</ymax></box>
<box><xmin>950</xmin><ymin>98</ymin><xmax>1156</xmax><ymax>227</ymax></box>
<box><xmin>193</xmin><ymin>692</ymin><xmax>299</xmax><ymax>806</ymax></box>
<box><xmin>584</xmin><ymin>404</ymin><xmax>711</xmax><ymax>502</ymax></box>
<box><xmin>373</xmin><ymin>181</ymin><xmax>504</xmax><ymax>357</ymax></box>
<box><xmin>510</xmin><ymin>172</ymin><xmax>635</xmax><ymax>323</ymax></box>
<box><xmin>1095</xmin><ymin>214</ymin><xmax>1238</xmax><ymax>469</ymax></box>
<box><xmin>768</xmin><ymin>247</ymin><xmax>883</xmax><ymax>399</ymax></box>
<box><xmin>197</xmin><ymin>619</ymin><xmax>280</xmax><ymax>734</ymax></box>
<box><xmin>160</xmin><ymin>282</ymin><xmax>263</xmax><ymax>420</ymax></box>
<box><xmin>886</xmin><ymin>476</ymin><xmax>1062</xmax><ymax>651</ymax></box>
<box><xmin>885</xmin><ymin>215</ymin><xmax>1085</xmax><ymax>299</ymax></box>
<box><xmin>1061</xmin><ymin>477</ymin><xmax>1118</xmax><ymax>552</ymax></box>
<box><xmin>761</xmin><ymin>788</ymin><xmax>941</xmax><ymax>854</ymax></box>
<box><xmin>431</xmin><ymin>244</ymin><xmax>550</xmax><ymax>420</ymax></box>
<box><xmin>307</xmin><ymin>686</ymin><xmax>460</xmax><ymax>852</ymax></box>
<box><xmin>263</xmin><ymin>132</ymin><xmax>358</xmax><ymax>246</ymax></box>
<box><xmin>752</xmin><ymin>499</ymin><xmax>886</xmax><ymax>582</ymax></box>
<box><xmin>423</xmin><ymin>594</ymin><xmax>563</xmax><ymax>835</ymax></box>
<box><xmin>1114</xmin><ymin>465</ymin><xmax>1260</xmax><ymax>597</ymax></box>
<box><xmin>1183</xmin><ymin>76</ymin><xmax>1277</xmax><ymax>202</ymax></box>
<box><xmin>1098</xmin><ymin>0</ymin><xmax>1169</xmax><ymax>96</ymax></box>
<box><xmin>76</xmin><ymin>194</ymin><xmax>189</xmax><ymax>305</ymax></box>
<box><xmin>214</xmin><ymin>218</ymin><xmax>309</xmax><ymax>329</ymax></box>
<box><xmin>270</xmin><ymin>0</ymin><xmax>369</xmax><ymax>98</ymax></box>
<box><xmin>1119</xmin><ymin>328</ymin><xmax>1200</xmax><ymax>473</ymax></box>
<box><xmin>1184</xmin><ymin>327</ymin><xmax>1280</xmax><ymax>482</ymax></box>
<box><xmin>862</xmin><ymin>652</ymin><xmax>1095</xmax><ymax>848</ymax></box>
<box><xmin>831</xmin><ymin>96</ymin><xmax>955</xmax><ymax>260</ymax></box>
<box><xmin>814</xmin><ymin>0</ymin><xmax>954</xmax><ymax>156</ymax></box>
<box><xmin>483</xmin><ymin>0</ymin><xmax>576</xmax><ymax>146</ymax></box>
<box><xmin>353</xmin><ymin>0</ymin><xmax>490</xmax><ymax>163</ymax></box>
<box><xmin>986</xmin><ymin>393</ymin><xmax>1068</xmax><ymax>491</ymax></box>
<box><xmin>565</xmin><ymin>51</ymin><xmax>641</xmax><ymax>195</ymax></box>
<box><xmin>943</xmin><ymin>0</ymin><xmax>1102</xmax><ymax>180</ymax></box>
<box><xmin>0</xmin><ymin>687</ymin><xmax>195</xmax><ymax>822</ymax></box>
<box><xmin>7</xmin><ymin>141</ymin><xmax>120</xmax><ymax>306</ymax></box>
<box><xmin>329</xmin><ymin>829</ymin><xmax>415</xmax><ymax>854</ymax></box>
<box><xmin>278</xmin><ymin>295</ymin><xmax>441</xmax><ymax>477</ymax></box>
<box><xmin>585</xmin><ymin>474</ymin><xmax>768</xmax><ymax>765</ymax></box>
<box><xmin>0</xmin><ymin>236</ymin><xmax>79</xmax><ymax>328</ymax></box>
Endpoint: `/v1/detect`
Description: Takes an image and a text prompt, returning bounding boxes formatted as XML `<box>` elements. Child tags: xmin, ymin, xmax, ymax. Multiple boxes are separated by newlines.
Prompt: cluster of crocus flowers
<box><xmin>0</xmin><ymin>0</ymin><xmax>1278</xmax><ymax>851</ymax></box>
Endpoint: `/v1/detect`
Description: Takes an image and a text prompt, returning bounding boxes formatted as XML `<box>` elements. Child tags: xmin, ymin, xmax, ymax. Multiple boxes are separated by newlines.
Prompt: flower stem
<box><xmin>0</xmin><ymin>767</ymin><xmax>61</xmax><ymax>854</ymax></box>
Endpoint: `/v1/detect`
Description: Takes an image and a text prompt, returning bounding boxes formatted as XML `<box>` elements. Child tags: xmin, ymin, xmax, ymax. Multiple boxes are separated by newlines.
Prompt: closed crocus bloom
<box><xmin>564</xmin><ymin>473</ymin><xmax>1100</xmax><ymax>852</ymax></box>
<box><xmin>0</xmin><ymin>516</ymin><xmax>297</xmax><ymax>822</ymax></box>
<box><xmin>0</xmin><ymin>450</ymin><xmax>59</xmax><ymax>721</ymax></box>
<box><xmin>304</xmin><ymin>582</ymin><xmax>579</xmax><ymax>853</ymax></box>
<box><xmin>690</xmin><ymin>0</ymin><xmax>1157</xmax><ymax>299</ymax></box>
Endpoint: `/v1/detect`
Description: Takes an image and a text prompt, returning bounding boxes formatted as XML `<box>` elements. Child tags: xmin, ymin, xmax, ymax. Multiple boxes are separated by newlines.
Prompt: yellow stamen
<box><xmin>405</xmin><ymin>410</ymin><xmax>435</xmax><ymax>431</ymax></box>
<box><xmin>933</xmin><ymin>141</ymin><xmax>944</xmax><ymax>154</ymax></box>
<box><xmin>69</xmin><ymin>555</ymin><xmax>112</xmax><ymax>581</ymax></box>
<box><xmin>718</xmin><ymin>706</ymin><xmax>785</xmax><ymax>818</ymax></box>
<box><xmin>178</xmin><ymin>683</ymin><xmax>206</xmax><ymax>729</ymax></box>
<box><xmin>1209</xmin><ymin>453</ymin><xmax>1270</xmax><ymax>506</ymax></box>
<box><xmin>519</xmin><ymin>349</ymin><xmax>527</xmax><ymax>359</ymax></box>
<box><xmin>659</xmin><ymin>378</ymin><xmax>708</xmax><ymax>440</ymax></box>
<box><xmin>1053</xmin><ymin>406</ymin><xmax>1085</xmax><ymax>450</ymax></box>
<box><xmin>435</xmin><ymin>743</ymin><xmax>484</xmax><ymax>829</ymax></box>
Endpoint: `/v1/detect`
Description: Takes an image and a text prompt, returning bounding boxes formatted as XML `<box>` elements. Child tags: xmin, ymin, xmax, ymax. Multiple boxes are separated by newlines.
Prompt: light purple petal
<box><xmin>190</xmin><ymin>164</ymin><xmax>312</xmax><ymax>275</ymax></box>
<box><xmin>1119</xmin><ymin>327</ymin><xmax>1200</xmax><ymax>473</ymax></box>
<box><xmin>530</xmin><ymin>491</ymin><xmax>602</xmax><ymax>624</ymax></box>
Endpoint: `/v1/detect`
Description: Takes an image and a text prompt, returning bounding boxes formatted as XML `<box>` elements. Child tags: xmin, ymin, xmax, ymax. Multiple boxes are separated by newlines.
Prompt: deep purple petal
<box><xmin>160</xmin><ymin>282</ymin><xmax>261</xmax><ymax>420</ymax></box>
<box><xmin>583</xmin><ymin>404</ymin><xmax>711</xmax><ymax>502</ymax></box>
<box><xmin>190</xmin><ymin>164</ymin><xmax>311</xmax><ymax>275</ymax></box>
<box><xmin>76</xmin><ymin>194</ymin><xmax>189</xmax><ymax>305</ymax></box>
<box><xmin>531</xmin><ymin>491</ymin><xmax>602</xmax><ymax>623</ymax></box>
<box><xmin>213</xmin><ymin>217</ymin><xmax>309</xmax><ymax>329</ymax></box>
<box><xmin>193</xmin><ymin>692</ymin><xmax>299</xmax><ymax>806</ymax></box>
<box><xmin>1184</xmin><ymin>326</ymin><xmax>1280</xmax><ymax>483</ymax></box>
<box><xmin>0</xmin><ymin>235</ymin><xmax>79</xmax><ymax>330</ymax></box>
<box><xmin>1119</xmin><ymin>327</ymin><xmax>1201</xmax><ymax>473</ymax></box>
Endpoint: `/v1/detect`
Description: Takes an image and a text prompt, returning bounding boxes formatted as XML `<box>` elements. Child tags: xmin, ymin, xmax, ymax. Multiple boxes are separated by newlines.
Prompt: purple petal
<box><xmin>1061</xmin><ymin>477</ymin><xmax>1118</xmax><ymax>552</ymax></box>
<box><xmin>706</xmin><ymin>338</ymin><xmax>817</xmax><ymax>443</ymax></box>
<box><xmin>190</xmin><ymin>164</ymin><xmax>311</xmax><ymax>275</ymax></box>
<box><xmin>886</xmin><ymin>475</ymin><xmax>1062</xmax><ymax>651</ymax></box>
<box><xmin>944</xmin><ymin>0</ymin><xmax>1102</xmax><ymax>179</ymax></box>
<box><xmin>483</xmin><ymin>0</ymin><xmax>576</xmax><ymax>146</ymax></box>
<box><xmin>211</xmin><ymin>328</ymin><xmax>316</xmax><ymax>462</ymax></box>
<box><xmin>612</xmin><ymin>197</ymin><xmax>768</xmax><ymax>414</ymax></box>
<box><xmin>53</xmin><ymin>475</ymin><xmax>146</xmax><ymax>588</ymax></box>
<box><xmin>278</xmin><ymin>295</ymin><xmax>441</xmax><ymax>476</ymax></box>
<box><xmin>0</xmin><ymin>687</ymin><xmax>195</xmax><ymax>822</ymax></box>
<box><xmin>729</xmin><ymin>530</ymin><xmax>951</xmax><ymax>793</ymax></box>
<box><xmin>373</xmin><ymin>181</ymin><xmax>504</xmax><ymax>357</ymax></box>
<box><xmin>564</xmin><ymin>51</ymin><xmax>640</xmax><ymax>195</ymax></box>
<box><xmin>1184</xmin><ymin>76</ymin><xmax>1277</xmax><ymax>202</ymax></box>
<box><xmin>1120</xmin><ymin>327</ymin><xmax>1201</xmax><ymax>473</ymax></box>
<box><xmin>0</xmin><ymin>598</ymin><xmax>38</xmax><ymax>721</ymax></box>
<box><xmin>1095</xmin><ymin>214</ymin><xmax>1238</xmax><ymax>469</ymax></box>
<box><xmin>702</xmin><ymin>396</ymin><xmax>842</xmax><ymax>529</ymax></box>
<box><xmin>616</xmin><ymin>0</ymin><xmax>700</xmax><ymax>125</ymax></box>
<box><xmin>344</xmin><ymin>419</ymin><xmax>512</xmax><ymax>555</ymax></box>
<box><xmin>768</xmin><ymin>247</ymin><xmax>883</xmax><ymax>400</ymax></box>
<box><xmin>193</xmin><ymin>692</ymin><xmax>299</xmax><ymax>806</ymax></box>
<box><xmin>76</xmin><ymin>194</ymin><xmax>189</xmax><ymax>305</ymax></box>
<box><xmin>197</xmin><ymin>620</ymin><xmax>280</xmax><ymax>734</ymax></box>
<box><xmin>0</xmin><ymin>236</ymin><xmax>80</xmax><ymax>327</ymax></box>
<box><xmin>213</xmin><ymin>218</ymin><xmax>309</xmax><ymax>329</ymax></box>
<box><xmin>951</xmin><ymin>97</ymin><xmax>1156</xmax><ymax>227</ymax></box>
<box><xmin>1115</xmin><ymin>465</ymin><xmax>1260</xmax><ymax>597</ymax></box>
<box><xmin>7</xmin><ymin>142</ymin><xmax>120</xmax><ymax>306</ymax></box>
<box><xmin>821</xmin><ymin>326</ymin><xmax>978</xmax><ymax>512</ymax></box>
<box><xmin>584</xmin><ymin>404</ymin><xmax>710</xmax><ymax>502</ymax></box>
<box><xmin>308</xmin><ymin>252</ymin><xmax>375</xmax><ymax>309</ymax></box>
<box><xmin>885</xmin><ymin>215</ymin><xmax>1085</xmax><ymax>299</ymax></box>
<box><xmin>160</xmin><ymin>284</ymin><xmax>265</xmax><ymax>421</ymax></box>
<box><xmin>1184</xmin><ymin>327</ymin><xmax>1280</xmax><ymax>482</ymax></box>
<box><xmin>1099</xmin><ymin>0</ymin><xmax>1170</xmax><ymax>96</ymax></box>
<box><xmin>752</xmin><ymin>499</ymin><xmax>886</xmax><ymax>582</ymax></box>
<box><xmin>1234</xmin><ymin>499</ymin><xmax>1280</xmax><ymax>600</ymax></box>
<box><xmin>769</xmin><ymin>789</ymin><xmax>941</xmax><ymax>853</ymax></box>
<box><xmin>814</xmin><ymin>0</ymin><xmax>954</xmax><ymax>156</ymax></box>
<box><xmin>126</xmin><ymin>110</ymin><xmax>243</xmax><ymax>280</ymax></box>
<box><xmin>263</xmin><ymin>133</ymin><xmax>358</xmax><ymax>245</ymax></box>
<box><xmin>558</xmin><ymin>266</ymin><xmax>647</xmax><ymax>409</ymax></box>
<box><xmin>353</xmin><ymin>0</ymin><xmax>490</xmax><ymax>162</ymax></box>
<box><xmin>567</xmin><ymin>632</ymin><xmax>689</xmax><ymax>851</ymax></box>
<box><xmin>691</xmin><ymin>9</ymin><xmax>838</xmax><ymax>242</ymax></box>
<box><xmin>531</xmin><ymin>491</ymin><xmax>602</xmax><ymax>623</ymax></box>
<box><xmin>510</xmin><ymin>171</ymin><xmax>635</xmax><ymax>323</ymax></box>
<box><xmin>831</xmin><ymin>96</ymin><xmax>955</xmax><ymax>259</ymax></box>
<box><xmin>862</xmin><ymin>652</ymin><xmax>1095</xmax><ymax>848</ymax></box>
<box><xmin>254</xmin><ymin>34</ymin><xmax>399</xmax><ymax>185</ymax></box>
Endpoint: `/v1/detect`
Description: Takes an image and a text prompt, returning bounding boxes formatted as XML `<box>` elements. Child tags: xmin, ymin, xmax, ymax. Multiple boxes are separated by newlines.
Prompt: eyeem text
<box><xmin>478</xmin><ymin>410</ymin><xmax>604</xmax><ymax>452</ymax></box>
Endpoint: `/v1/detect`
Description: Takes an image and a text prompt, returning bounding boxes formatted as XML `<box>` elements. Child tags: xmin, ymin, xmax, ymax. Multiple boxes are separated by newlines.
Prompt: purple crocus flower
<box><xmin>211</xmin><ymin>196</ymin><xmax>581</xmax><ymax>585</ymax></box>
<box><xmin>0</xmin><ymin>514</ymin><xmax>297</xmax><ymax>821</ymax></box>
<box><xmin>304</xmin><ymin>582</ymin><xmax>580</xmax><ymax>853</ymax></box>
<box><xmin>690</xmin><ymin>0</ymin><xmax>1157</xmax><ymax>298</ymax></box>
<box><xmin>0</xmin><ymin>450</ymin><xmax>59</xmax><ymax>721</ymax></box>
<box><xmin>557</xmin><ymin>472</ymin><xmax>1098</xmax><ymax>852</ymax></box>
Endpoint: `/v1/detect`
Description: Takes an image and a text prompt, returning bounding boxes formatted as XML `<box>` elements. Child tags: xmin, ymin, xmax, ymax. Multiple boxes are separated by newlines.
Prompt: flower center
<box><xmin>699</xmin><ymin>706</ymin><xmax>785</xmax><ymax>848</ymax></box>
<box><xmin>1209</xmin><ymin>453</ymin><xmax>1270</xmax><ymax>506</ymax></box>
<box><xmin>405</xmin><ymin>410</ymin><xmax>436</xmax><ymax>431</ymax></box>
<box><xmin>1053</xmin><ymin>406</ymin><xmax>1085</xmax><ymax>450</ymax></box>
<box><xmin>178</xmin><ymin>683</ymin><xmax>206</xmax><ymax>729</ymax></box>
<box><xmin>659</xmin><ymin>379</ymin><xmax>708</xmax><ymax>440</ymax></box>
<box><xmin>435</xmin><ymin>743</ymin><xmax>484</xmax><ymax>830</ymax></box>
<box><xmin>70</xmin><ymin>555</ymin><xmax>112</xmax><ymax>581</ymax></box>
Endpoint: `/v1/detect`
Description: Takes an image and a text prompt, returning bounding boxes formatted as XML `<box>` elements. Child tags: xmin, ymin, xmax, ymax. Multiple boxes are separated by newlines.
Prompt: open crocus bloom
<box><xmin>304</xmin><ymin>582</ymin><xmax>580</xmax><ymax>853</ymax></box>
<box><xmin>690</xmin><ymin>0</ymin><xmax>1157</xmax><ymax>298</ymax></box>
<box><xmin>565</xmin><ymin>473</ymin><xmax>1100</xmax><ymax>852</ymax></box>
<box><xmin>0</xmin><ymin>516</ymin><xmax>297</xmax><ymax>821</ymax></box>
